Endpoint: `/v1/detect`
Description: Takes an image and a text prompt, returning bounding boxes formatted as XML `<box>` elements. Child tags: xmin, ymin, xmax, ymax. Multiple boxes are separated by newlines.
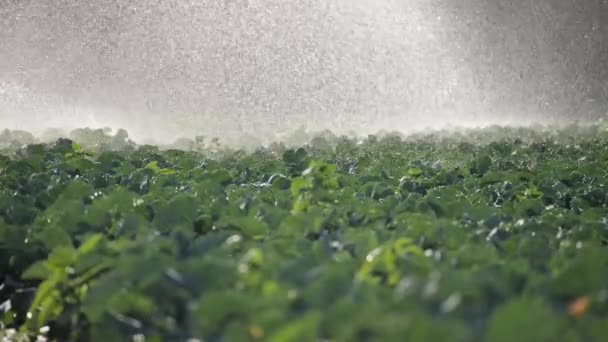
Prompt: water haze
<box><xmin>1</xmin><ymin>0</ymin><xmax>607</xmax><ymax>145</ymax></box>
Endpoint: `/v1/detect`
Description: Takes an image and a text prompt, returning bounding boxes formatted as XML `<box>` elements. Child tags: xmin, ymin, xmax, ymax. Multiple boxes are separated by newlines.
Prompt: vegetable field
<box><xmin>1</xmin><ymin>126</ymin><xmax>608</xmax><ymax>341</ymax></box>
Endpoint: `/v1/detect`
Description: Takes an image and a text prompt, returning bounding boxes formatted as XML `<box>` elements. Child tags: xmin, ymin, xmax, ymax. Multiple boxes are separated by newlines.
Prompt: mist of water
<box><xmin>1</xmin><ymin>0</ymin><xmax>606</xmax><ymax>144</ymax></box>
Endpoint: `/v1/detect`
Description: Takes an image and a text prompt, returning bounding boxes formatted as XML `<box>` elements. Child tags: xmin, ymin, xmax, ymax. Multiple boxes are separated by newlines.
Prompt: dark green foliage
<box><xmin>1</xmin><ymin>126</ymin><xmax>608</xmax><ymax>341</ymax></box>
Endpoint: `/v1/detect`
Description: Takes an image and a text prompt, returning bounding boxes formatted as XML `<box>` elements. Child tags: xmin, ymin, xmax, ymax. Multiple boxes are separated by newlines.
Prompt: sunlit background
<box><xmin>1</xmin><ymin>0</ymin><xmax>606</xmax><ymax>144</ymax></box>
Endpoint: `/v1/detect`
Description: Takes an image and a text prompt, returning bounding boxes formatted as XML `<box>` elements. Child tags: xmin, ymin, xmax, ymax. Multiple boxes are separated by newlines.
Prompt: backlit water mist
<box><xmin>1</xmin><ymin>0</ymin><xmax>607</xmax><ymax>144</ymax></box>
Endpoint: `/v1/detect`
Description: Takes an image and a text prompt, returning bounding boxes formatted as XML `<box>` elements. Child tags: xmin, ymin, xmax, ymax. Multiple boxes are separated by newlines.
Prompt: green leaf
<box><xmin>153</xmin><ymin>195</ymin><xmax>198</xmax><ymax>229</ymax></box>
<box><xmin>471</xmin><ymin>155</ymin><xmax>492</xmax><ymax>176</ymax></box>
<box><xmin>22</xmin><ymin>261</ymin><xmax>50</xmax><ymax>280</ymax></box>
<box><xmin>145</xmin><ymin>160</ymin><xmax>176</xmax><ymax>175</ymax></box>
<box><xmin>290</xmin><ymin>178</ymin><xmax>312</xmax><ymax>197</ymax></box>
<box><xmin>486</xmin><ymin>298</ymin><xmax>559</xmax><ymax>342</ymax></box>
<box><xmin>158</xmin><ymin>167</ymin><xmax>176</xmax><ymax>175</ymax></box>
<box><xmin>77</xmin><ymin>233</ymin><xmax>104</xmax><ymax>255</ymax></box>
<box><xmin>23</xmin><ymin>272</ymin><xmax>66</xmax><ymax>331</ymax></box>
<box><xmin>551</xmin><ymin>245</ymin><xmax>608</xmax><ymax>297</ymax></box>
<box><xmin>407</xmin><ymin>167</ymin><xmax>424</xmax><ymax>178</ymax></box>
<box><xmin>36</xmin><ymin>225</ymin><xmax>73</xmax><ymax>249</ymax></box>
<box><xmin>218</xmin><ymin>217</ymin><xmax>269</xmax><ymax>238</ymax></box>
<box><xmin>72</xmin><ymin>142</ymin><xmax>82</xmax><ymax>153</ymax></box>
<box><xmin>47</xmin><ymin>246</ymin><xmax>77</xmax><ymax>268</ymax></box>
<box><xmin>267</xmin><ymin>312</ymin><xmax>321</xmax><ymax>342</ymax></box>
<box><xmin>145</xmin><ymin>160</ymin><xmax>160</xmax><ymax>171</ymax></box>
<box><xmin>192</xmin><ymin>292</ymin><xmax>254</xmax><ymax>336</ymax></box>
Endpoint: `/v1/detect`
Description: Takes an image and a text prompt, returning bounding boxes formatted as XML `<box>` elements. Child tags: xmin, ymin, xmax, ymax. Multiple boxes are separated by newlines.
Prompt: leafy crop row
<box><xmin>1</xmin><ymin>127</ymin><xmax>608</xmax><ymax>341</ymax></box>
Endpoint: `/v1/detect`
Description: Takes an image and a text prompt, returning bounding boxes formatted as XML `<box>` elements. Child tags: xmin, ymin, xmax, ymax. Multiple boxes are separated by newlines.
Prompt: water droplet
<box><xmin>366</xmin><ymin>247</ymin><xmax>383</xmax><ymax>262</ymax></box>
<box><xmin>422</xmin><ymin>272</ymin><xmax>441</xmax><ymax>298</ymax></box>
<box><xmin>226</xmin><ymin>234</ymin><xmax>242</xmax><ymax>245</ymax></box>
<box><xmin>441</xmin><ymin>293</ymin><xmax>462</xmax><ymax>314</ymax></box>
<box><xmin>288</xmin><ymin>289</ymin><xmax>298</xmax><ymax>299</ymax></box>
